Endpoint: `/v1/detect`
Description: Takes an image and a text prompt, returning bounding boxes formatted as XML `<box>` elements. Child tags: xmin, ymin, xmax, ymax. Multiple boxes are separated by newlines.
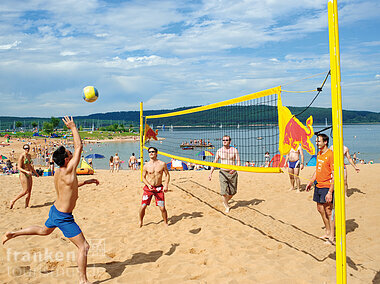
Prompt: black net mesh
<box><xmin>144</xmin><ymin>92</ymin><xmax>280</xmax><ymax>169</ymax></box>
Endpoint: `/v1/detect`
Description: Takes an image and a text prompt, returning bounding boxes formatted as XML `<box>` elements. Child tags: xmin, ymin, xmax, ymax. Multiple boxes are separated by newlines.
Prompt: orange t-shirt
<box><xmin>316</xmin><ymin>149</ymin><xmax>334</xmax><ymax>188</ymax></box>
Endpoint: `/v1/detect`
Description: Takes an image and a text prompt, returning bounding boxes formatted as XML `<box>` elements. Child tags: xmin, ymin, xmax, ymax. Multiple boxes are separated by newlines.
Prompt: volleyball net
<box><xmin>141</xmin><ymin>86</ymin><xmax>316</xmax><ymax>173</ymax></box>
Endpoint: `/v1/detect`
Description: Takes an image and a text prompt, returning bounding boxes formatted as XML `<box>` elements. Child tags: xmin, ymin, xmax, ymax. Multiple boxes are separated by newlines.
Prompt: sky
<box><xmin>0</xmin><ymin>0</ymin><xmax>379</xmax><ymax>117</ymax></box>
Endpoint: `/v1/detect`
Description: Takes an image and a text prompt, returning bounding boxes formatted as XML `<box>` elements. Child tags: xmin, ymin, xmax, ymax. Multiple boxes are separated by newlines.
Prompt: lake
<box><xmin>78</xmin><ymin>124</ymin><xmax>380</xmax><ymax>170</ymax></box>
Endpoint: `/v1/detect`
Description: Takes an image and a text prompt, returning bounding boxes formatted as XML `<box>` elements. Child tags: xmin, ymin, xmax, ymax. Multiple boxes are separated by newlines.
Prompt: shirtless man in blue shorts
<box><xmin>2</xmin><ymin>116</ymin><xmax>99</xmax><ymax>284</ymax></box>
<box><xmin>284</xmin><ymin>145</ymin><xmax>304</xmax><ymax>192</ymax></box>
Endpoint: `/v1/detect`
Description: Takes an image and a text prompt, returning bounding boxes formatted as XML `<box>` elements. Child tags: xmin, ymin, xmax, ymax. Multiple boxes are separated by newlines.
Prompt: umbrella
<box><xmin>4</xmin><ymin>134</ymin><xmax>10</xmax><ymax>138</ymax></box>
<box><xmin>85</xmin><ymin>153</ymin><xmax>105</xmax><ymax>159</ymax></box>
<box><xmin>197</xmin><ymin>150</ymin><xmax>214</xmax><ymax>156</ymax></box>
<box><xmin>1</xmin><ymin>155</ymin><xmax>8</xmax><ymax>160</ymax></box>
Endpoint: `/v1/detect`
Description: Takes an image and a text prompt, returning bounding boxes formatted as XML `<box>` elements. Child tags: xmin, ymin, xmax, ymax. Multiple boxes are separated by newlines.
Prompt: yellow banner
<box><xmin>278</xmin><ymin>94</ymin><xmax>315</xmax><ymax>156</ymax></box>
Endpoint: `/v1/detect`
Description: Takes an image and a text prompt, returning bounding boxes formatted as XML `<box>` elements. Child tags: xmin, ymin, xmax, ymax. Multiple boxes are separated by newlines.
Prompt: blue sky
<box><xmin>0</xmin><ymin>0</ymin><xmax>379</xmax><ymax>117</ymax></box>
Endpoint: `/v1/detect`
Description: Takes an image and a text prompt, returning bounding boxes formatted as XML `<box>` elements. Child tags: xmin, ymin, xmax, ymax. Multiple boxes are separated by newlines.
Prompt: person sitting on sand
<box><xmin>2</xmin><ymin>116</ymin><xmax>99</xmax><ymax>284</ymax></box>
<box><xmin>139</xmin><ymin>147</ymin><xmax>170</xmax><ymax>227</ymax></box>
<box><xmin>9</xmin><ymin>144</ymin><xmax>39</xmax><ymax>209</ymax></box>
<box><xmin>306</xmin><ymin>134</ymin><xmax>335</xmax><ymax>245</ymax></box>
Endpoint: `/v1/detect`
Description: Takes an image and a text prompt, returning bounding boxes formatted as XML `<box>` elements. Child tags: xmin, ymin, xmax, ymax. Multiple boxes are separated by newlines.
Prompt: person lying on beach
<box><xmin>2</xmin><ymin>116</ymin><xmax>99</xmax><ymax>284</ymax></box>
<box><xmin>139</xmin><ymin>147</ymin><xmax>170</xmax><ymax>227</ymax></box>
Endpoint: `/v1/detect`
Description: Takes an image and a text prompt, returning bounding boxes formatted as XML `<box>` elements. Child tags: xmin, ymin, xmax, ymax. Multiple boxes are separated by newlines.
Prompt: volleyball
<box><xmin>83</xmin><ymin>86</ymin><xmax>99</xmax><ymax>103</ymax></box>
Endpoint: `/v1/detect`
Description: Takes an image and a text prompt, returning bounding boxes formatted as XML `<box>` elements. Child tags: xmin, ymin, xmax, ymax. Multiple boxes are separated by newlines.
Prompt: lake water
<box><xmin>78</xmin><ymin>124</ymin><xmax>380</xmax><ymax>170</ymax></box>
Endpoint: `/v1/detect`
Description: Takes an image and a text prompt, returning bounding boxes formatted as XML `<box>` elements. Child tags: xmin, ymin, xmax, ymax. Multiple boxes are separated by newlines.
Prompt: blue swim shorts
<box><xmin>313</xmin><ymin>186</ymin><xmax>334</xmax><ymax>204</ymax></box>
<box><xmin>288</xmin><ymin>160</ymin><xmax>300</xmax><ymax>169</ymax></box>
<box><xmin>45</xmin><ymin>205</ymin><xmax>82</xmax><ymax>238</ymax></box>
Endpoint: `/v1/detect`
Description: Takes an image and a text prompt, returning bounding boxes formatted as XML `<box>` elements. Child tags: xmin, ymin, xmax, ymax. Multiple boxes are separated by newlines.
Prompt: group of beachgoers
<box><xmin>108</xmin><ymin>153</ymin><xmax>121</xmax><ymax>172</ymax></box>
<box><xmin>0</xmin><ymin>115</ymin><xmax>366</xmax><ymax>283</ymax></box>
<box><xmin>181</xmin><ymin>139</ymin><xmax>212</xmax><ymax>146</ymax></box>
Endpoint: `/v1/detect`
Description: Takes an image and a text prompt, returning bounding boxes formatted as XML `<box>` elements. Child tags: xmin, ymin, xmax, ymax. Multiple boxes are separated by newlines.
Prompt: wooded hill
<box><xmin>1</xmin><ymin>105</ymin><xmax>379</xmax><ymax>130</ymax></box>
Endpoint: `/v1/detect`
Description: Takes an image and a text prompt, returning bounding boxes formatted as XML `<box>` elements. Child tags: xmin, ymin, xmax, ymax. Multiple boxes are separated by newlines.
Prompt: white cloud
<box><xmin>60</xmin><ymin>51</ymin><xmax>78</xmax><ymax>56</ymax></box>
<box><xmin>0</xmin><ymin>40</ymin><xmax>21</xmax><ymax>50</ymax></box>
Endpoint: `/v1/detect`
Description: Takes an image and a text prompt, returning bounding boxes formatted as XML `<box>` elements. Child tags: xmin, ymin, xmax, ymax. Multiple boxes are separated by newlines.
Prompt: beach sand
<box><xmin>0</xmin><ymin>151</ymin><xmax>379</xmax><ymax>284</ymax></box>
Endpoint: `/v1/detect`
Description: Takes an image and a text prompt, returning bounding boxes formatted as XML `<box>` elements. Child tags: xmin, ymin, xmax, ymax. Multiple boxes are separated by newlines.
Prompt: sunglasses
<box><xmin>222</xmin><ymin>139</ymin><xmax>230</xmax><ymax>141</ymax></box>
<box><xmin>148</xmin><ymin>151</ymin><xmax>156</xmax><ymax>153</ymax></box>
<box><xmin>23</xmin><ymin>147</ymin><xmax>30</xmax><ymax>150</ymax></box>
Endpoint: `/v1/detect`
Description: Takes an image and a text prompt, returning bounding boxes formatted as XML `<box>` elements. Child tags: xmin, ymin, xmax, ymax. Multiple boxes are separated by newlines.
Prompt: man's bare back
<box><xmin>54</xmin><ymin>167</ymin><xmax>79</xmax><ymax>213</ymax></box>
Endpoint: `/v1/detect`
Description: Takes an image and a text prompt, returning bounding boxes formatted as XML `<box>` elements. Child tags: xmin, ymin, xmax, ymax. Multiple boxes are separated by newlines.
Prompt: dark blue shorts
<box><xmin>45</xmin><ymin>205</ymin><xmax>82</xmax><ymax>238</ymax></box>
<box><xmin>313</xmin><ymin>186</ymin><xmax>334</xmax><ymax>204</ymax></box>
<box><xmin>288</xmin><ymin>160</ymin><xmax>300</xmax><ymax>169</ymax></box>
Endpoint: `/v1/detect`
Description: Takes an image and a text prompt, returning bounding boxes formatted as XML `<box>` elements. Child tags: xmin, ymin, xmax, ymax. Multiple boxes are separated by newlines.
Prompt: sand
<box><xmin>0</xmin><ymin>139</ymin><xmax>379</xmax><ymax>283</ymax></box>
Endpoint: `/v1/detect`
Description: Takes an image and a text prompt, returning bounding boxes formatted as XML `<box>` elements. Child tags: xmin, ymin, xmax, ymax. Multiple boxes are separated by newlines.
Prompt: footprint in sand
<box><xmin>189</xmin><ymin>228</ymin><xmax>201</xmax><ymax>234</ymax></box>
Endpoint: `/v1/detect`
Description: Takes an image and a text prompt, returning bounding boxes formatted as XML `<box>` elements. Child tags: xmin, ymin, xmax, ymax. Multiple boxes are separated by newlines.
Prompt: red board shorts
<box><xmin>142</xmin><ymin>185</ymin><xmax>165</xmax><ymax>207</ymax></box>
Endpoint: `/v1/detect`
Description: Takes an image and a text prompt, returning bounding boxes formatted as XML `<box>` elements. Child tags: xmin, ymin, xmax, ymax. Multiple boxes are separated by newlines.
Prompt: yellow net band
<box><xmin>282</xmin><ymin>89</ymin><xmax>317</xmax><ymax>93</ymax></box>
<box><xmin>144</xmin><ymin>146</ymin><xmax>283</xmax><ymax>173</ymax></box>
<box><xmin>146</xmin><ymin>86</ymin><xmax>281</xmax><ymax>119</ymax></box>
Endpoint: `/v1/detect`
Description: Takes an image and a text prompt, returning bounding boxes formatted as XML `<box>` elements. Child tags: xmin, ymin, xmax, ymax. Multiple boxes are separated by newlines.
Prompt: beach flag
<box><xmin>145</xmin><ymin>124</ymin><xmax>159</xmax><ymax>141</ymax></box>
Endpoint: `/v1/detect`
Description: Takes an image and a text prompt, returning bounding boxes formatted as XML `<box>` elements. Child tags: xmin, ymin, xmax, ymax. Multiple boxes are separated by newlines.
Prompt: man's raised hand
<box><xmin>62</xmin><ymin>116</ymin><xmax>75</xmax><ymax>129</ymax></box>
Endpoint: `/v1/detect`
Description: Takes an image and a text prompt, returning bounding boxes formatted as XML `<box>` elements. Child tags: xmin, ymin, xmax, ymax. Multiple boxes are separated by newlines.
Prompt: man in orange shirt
<box><xmin>306</xmin><ymin>133</ymin><xmax>335</xmax><ymax>245</ymax></box>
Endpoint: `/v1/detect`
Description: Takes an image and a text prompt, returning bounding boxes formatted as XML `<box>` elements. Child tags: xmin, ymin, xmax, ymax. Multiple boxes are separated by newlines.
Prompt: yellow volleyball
<box><xmin>83</xmin><ymin>86</ymin><xmax>99</xmax><ymax>103</ymax></box>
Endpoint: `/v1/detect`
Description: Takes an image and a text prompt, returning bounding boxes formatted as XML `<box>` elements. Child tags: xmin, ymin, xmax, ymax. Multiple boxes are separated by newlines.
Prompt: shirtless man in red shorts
<box><xmin>139</xmin><ymin>147</ymin><xmax>170</xmax><ymax>227</ymax></box>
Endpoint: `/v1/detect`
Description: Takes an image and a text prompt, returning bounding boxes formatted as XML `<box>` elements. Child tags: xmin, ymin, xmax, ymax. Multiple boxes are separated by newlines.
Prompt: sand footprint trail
<box><xmin>173</xmin><ymin>180</ymin><xmax>335</xmax><ymax>262</ymax></box>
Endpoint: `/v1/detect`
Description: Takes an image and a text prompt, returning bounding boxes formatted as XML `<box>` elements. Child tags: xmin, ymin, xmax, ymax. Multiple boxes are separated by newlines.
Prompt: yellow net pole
<box><xmin>140</xmin><ymin>102</ymin><xmax>144</xmax><ymax>182</ymax></box>
<box><xmin>328</xmin><ymin>0</ymin><xmax>346</xmax><ymax>283</ymax></box>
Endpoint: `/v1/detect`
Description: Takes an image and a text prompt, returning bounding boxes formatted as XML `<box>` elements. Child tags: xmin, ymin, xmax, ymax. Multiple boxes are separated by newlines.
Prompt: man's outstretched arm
<box><xmin>78</xmin><ymin>179</ymin><xmax>99</xmax><ymax>187</ymax></box>
<box><xmin>62</xmin><ymin>116</ymin><xmax>83</xmax><ymax>171</ymax></box>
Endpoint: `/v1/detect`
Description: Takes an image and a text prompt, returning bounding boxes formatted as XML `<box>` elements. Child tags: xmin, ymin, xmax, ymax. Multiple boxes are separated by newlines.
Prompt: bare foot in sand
<box><xmin>325</xmin><ymin>238</ymin><xmax>335</xmax><ymax>246</ymax></box>
<box><xmin>223</xmin><ymin>204</ymin><xmax>230</xmax><ymax>213</ymax></box>
<box><xmin>319</xmin><ymin>235</ymin><xmax>329</xmax><ymax>240</ymax></box>
<box><xmin>2</xmin><ymin>232</ymin><xmax>14</xmax><ymax>245</ymax></box>
<box><xmin>288</xmin><ymin>187</ymin><xmax>295</xmax><ymax>191</ymax></box>
<box><xmin>139</xmin><ymin>221</ymin><xmax>143</xmax><ymax>228</ymax></box>
<box><xmin>222</xmin><ymin>200</ymin><xmax>230</xmax><ymax>213</ymax></box>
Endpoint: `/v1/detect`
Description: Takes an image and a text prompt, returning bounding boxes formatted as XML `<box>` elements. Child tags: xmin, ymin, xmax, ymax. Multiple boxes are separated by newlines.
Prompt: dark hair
<box><xmin>318</xmin><ymin>133</ymin><xmax>329</xmax><ymax>146</ymax></box>
<box><xmin>148</xmin><ymin>147</ymin><xmax>158</xmax><ymax>153</ymax></box>
<box><xmin>110</xmin><ymin>156</ymin><xmax>113</xmax><ymax>162</ymax></box>
<box><xmin>53</xmin><ymin>146</ymin><xmax>67</xmax><ymax>167</ymax></box>
<box><xmin>23</xmin><ymin>144</ymin><xmax>30</xmax><ymax>149</ymax></box>
<box><xmin>132</xmin><ymin>153</ymin><xmax>135</xmax><ymax>156</ymax></box>
<box><xmin>223</xmin><ymin>135</ymin><xmax>231</xmax><ymax>141</ymax></box>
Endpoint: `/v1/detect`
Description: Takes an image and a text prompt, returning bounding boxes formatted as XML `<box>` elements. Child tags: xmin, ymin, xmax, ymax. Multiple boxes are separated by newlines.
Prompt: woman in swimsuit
<box><xmin>10</xmin><ymin>144</ymin><xmax>39</xmax><ymax>209</ymax></box>
<box><xmin>109</xmin><ymin>156</ymin><xmax>114</xmax><ymax>172</ymax></box>
<box><xmin>49</xmin><ymin>152</ymin><xmax>55</xmax><ymax>175</ymax></box>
